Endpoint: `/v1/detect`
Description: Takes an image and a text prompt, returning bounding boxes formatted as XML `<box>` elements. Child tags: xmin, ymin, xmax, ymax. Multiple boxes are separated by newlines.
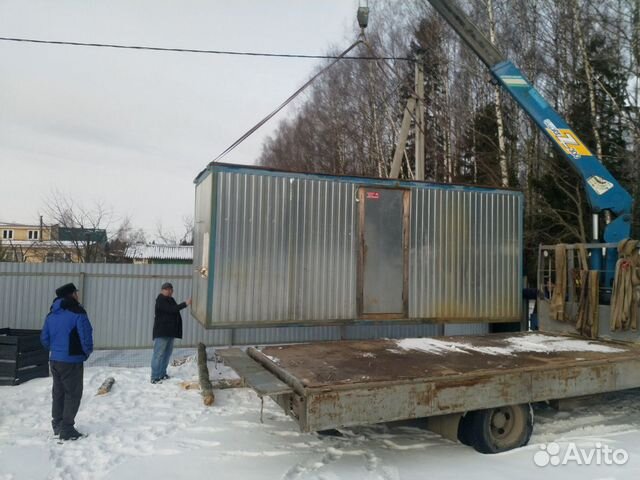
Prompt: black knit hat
<box><xmin>55</xmin><ymin>283</ymin><xmax>78</xmax><ymax>298</ymax></box>
<box><xmin>161</xmin><ymin>282</ymin><xmax>173</xmax><ymax>290</ymax></box>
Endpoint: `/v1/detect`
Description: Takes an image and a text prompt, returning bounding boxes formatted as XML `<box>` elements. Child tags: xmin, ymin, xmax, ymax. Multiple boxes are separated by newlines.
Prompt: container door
<box><xmin>358</xmin><ymin>187</ymin><xmax>409</xmax><ymax>319</ymax></box>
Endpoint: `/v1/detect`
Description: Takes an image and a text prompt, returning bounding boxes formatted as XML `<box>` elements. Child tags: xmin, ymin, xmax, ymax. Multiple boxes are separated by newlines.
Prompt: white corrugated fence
<box><xmin>0</xmin><ymin>262</ymin><xmax>486</xmax><ymax>349</ymax></box>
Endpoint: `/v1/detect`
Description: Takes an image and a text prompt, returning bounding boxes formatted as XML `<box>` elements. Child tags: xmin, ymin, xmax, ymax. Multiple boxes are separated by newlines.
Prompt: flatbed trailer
<box><xmin>219</xmin><ymin>332</ymin><xmax>640</xmax><ymax>453</ymax></box>
<box><xmin>198</xmin><ymin>0</ymin><xmax>640</xmax><ymax>453</ymax></box>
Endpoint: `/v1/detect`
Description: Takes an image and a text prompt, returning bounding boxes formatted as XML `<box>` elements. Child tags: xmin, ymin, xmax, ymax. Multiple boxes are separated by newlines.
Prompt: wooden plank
<box><xmin>0</xmin><ymin>336</ymin><xmax>18</xmax><ymax>346</ymax></box>
<box><xmin>18</xmin><ymin>336</ymin><xmax>44</xmax><ymax>352</ymax></box>
<box><xmin>0</xmin><ymin>360</ymin><xmax>17</xmax><ymax>377</ymax></box>
<box><xmin>218</xmin><ymin>348</ymin><xmax>293</xmax><ymax>397</ymax></box>
<box><xmin>0</xmin><ymin>330</ymin><xmax>43</xmax><ymax>348</ymax></box>
<box><xmin>0</xmin><ymin>345</ymin><xmax>17</xmax><ymax>360</ymax></box>
<box><xmin>17</xmin><ymin>350</ymin><xmax>49</xmax><ymax>368</ymax></box>
<box><xmin>3</xmin><ymin>329</ymin><xmax>41</xmax><ymax>335</ymax></box>
<box><xmin>15</xmin><ymin>365</ymin><xmax>49</xmax><ymax>385</ymax></box>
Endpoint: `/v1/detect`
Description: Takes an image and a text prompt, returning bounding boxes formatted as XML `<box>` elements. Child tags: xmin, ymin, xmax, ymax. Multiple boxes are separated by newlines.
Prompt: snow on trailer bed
<box><xmin>221</xmin><ymin>333</ymin><xmax>640</xmax><ymax>434</ymax></box>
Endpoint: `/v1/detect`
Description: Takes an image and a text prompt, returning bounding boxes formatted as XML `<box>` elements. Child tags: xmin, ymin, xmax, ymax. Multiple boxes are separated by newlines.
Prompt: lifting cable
<box><xmin>211</xmin><ymin>37</ymin><xmax>365</xmax><ymax>163</ymax></box>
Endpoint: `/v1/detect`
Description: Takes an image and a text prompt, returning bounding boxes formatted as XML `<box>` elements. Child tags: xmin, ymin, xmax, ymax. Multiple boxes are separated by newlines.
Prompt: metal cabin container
<box><xmin>192</xmin><ymin>163</ymin><xmax>523</xmax><ymax>329</ymax></box>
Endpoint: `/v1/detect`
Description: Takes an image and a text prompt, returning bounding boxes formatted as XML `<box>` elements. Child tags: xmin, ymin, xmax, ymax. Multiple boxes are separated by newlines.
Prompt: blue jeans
<box><xmin>151</xmin><ymin>337</ymin><xmax>174</xmax><ymax>381</ymax></box>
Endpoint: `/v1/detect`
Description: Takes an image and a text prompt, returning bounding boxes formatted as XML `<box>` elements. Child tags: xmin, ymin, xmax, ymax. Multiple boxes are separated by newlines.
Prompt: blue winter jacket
<box><xmin>41</xmin><ymin>298</ymin><xmax>94</xmax><ymax>363</ymax></box>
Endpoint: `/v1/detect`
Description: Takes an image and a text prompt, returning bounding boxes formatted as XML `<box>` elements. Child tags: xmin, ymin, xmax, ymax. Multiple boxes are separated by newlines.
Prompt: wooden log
<box><xmin>197</xmin><ymin>343</ymin><xmax>215</xmax><ymax>406</ymax></box>
<box><xmin>180</xmin><ymin>380</ymin><xmax>200</xmax><ymax>390</ymax></box>
<box><xmin>96</xmin><ymin>377</ymin><xmax>115</xmax><ymax>395</ymax></box>
<box><xmin>213</xmin><ymin>378</ymin><xmax>244</xmax><ymax>389</ymax></box>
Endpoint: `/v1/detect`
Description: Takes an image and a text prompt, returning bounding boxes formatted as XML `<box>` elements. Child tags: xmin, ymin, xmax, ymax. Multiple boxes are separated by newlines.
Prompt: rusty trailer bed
<box><xmin>219</xmin><ymin>332</ymin><xmax>640</xmax><ymax>432</ymax></box>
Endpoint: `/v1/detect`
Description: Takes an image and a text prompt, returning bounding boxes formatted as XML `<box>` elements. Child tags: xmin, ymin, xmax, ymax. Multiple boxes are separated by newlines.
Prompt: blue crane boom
<box><xmin>426</xmin><ymin>0</ymin><xmax>632</xmax><ymax>284</ymax></box>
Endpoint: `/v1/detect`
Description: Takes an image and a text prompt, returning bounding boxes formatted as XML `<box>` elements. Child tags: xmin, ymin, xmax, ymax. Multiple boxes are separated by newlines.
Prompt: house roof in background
<box><xmin>125</xmin><ymin>244</ymin><xmax>193</xmax><ymax>260</ymax></box>
<box><xmin>0</xmin><ymin>221</ymin><xmax>44</xmax><ymax>228</ymax></box>
<box><xmin>0</xmin><ymin>240</ymin><xmax>78</xmax><ymax>248</ymax></box>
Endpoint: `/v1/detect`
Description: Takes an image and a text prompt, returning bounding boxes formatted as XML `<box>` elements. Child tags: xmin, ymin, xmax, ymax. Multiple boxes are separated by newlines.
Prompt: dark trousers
<box><xmin>50</xmin><ymin>361</ymin><xmax>84</xmax><ymax>431</ymax></box>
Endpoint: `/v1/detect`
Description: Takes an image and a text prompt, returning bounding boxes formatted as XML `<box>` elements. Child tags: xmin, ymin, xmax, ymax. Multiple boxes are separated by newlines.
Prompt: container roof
<box><xmin>196</xmin><ymin>162</ymin><xmax>523</xmax><ymax>195</ymax></box>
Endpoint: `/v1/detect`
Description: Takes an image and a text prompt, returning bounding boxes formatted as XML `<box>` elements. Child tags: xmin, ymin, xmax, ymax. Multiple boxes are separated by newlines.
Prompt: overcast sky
<box><xmin>0</xmin><ymin>0</ymin><xmax>360</xmax><ymax>240</ymax></box>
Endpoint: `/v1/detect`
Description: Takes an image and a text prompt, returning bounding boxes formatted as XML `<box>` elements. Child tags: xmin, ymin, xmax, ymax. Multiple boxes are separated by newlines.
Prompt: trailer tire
<box><xmin>468</xmin><ymin>404</ymin><xmax>533</xmax><ymax>454</ymax></box>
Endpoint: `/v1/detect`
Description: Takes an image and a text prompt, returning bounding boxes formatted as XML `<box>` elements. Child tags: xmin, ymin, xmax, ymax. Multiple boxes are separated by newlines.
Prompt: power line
<box><xmin>0</xmin><ymin>36</ymin><xmax>414</xmax><ymax>62</ymax></box>
<box><xmin>0</xmin><ymin>34</ymin><xmax>418</xmax><ymax>164</ymax></box>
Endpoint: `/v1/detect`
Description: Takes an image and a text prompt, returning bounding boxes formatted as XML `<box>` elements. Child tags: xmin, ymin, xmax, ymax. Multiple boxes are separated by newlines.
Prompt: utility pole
<box><xmin>389</xmin><ymin>53</ymin><xmax>426</xmax><ymax>180</ymax></box>
<box><xmin>414</xmin><ymin>55</ymin><xmax>425</xmax><ymax>181</ymax></box>
<box><xmin>389</xmin><ymin>96</ymin><xmax>417</xmax><ymax>179</ymax></box>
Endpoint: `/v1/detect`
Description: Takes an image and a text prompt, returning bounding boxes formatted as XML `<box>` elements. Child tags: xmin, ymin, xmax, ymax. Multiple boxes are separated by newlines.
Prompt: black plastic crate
<box><xmin>0</xmin><ymin>328</ymin><xmax>49</xmax><ymax>386</ymax></box>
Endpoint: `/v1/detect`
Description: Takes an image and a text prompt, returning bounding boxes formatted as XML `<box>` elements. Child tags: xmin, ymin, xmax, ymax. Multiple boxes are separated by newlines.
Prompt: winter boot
<box><xmin>52</xmin><ymin>420</ymin><xmax>62</xmax><ymax>436</ymax></box>
<box><xmin>59</xmin><ymin>426</ymin><xmax>85</xmax><ymax>441</ymax></box>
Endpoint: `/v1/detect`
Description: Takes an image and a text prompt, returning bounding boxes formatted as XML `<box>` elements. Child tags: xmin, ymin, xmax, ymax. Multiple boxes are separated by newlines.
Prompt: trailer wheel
<box><xmin>468</xmin><ymin>404</ymin><xmax>533</xmax><ymax>454</ymax></box>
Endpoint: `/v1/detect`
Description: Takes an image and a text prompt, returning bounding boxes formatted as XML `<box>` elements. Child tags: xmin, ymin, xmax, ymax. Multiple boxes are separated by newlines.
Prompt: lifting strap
<box><xmin>575</xmin><ymin>243</ymin><xmax>599</xmax><ymax>339</ymax></box>
<box><xmin>550</xmin><ymin>244</ymin><xmax>567</xmax><ymax>322</ymax></box>
<box><xmin>610</xmin><ymin>239</ymin><xmax>640</xmax><ymax>332</ymax></box>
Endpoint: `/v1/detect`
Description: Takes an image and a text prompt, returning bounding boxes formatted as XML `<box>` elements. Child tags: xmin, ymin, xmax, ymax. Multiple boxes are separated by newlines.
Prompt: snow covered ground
<box><xmin>1</xmin><ymin>348</ymin><xmax>640</xmax><ymax>480</ymax></box>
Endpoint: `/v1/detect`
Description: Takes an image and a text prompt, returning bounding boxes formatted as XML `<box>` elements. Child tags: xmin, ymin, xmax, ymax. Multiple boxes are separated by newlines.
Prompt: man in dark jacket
<box><xmin>40</xmin><ymin>282</ymin><xmax>94</xmax><ymax>440</ymax></box>
<box><xmin>151</xmin><ymin>282</ymin><xmax>191</xmax><ymax>383</ymax></box>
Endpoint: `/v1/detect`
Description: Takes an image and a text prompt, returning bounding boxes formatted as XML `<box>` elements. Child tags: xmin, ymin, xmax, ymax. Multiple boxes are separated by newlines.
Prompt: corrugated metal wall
<box><xmin>409</xmin><ymin>188</ymin><xmax>522</xmax><ymax>319</ymax></box>
<box><xmin>0</xmin><ymin>263</ymin><xmax>474</xmax><ymax>349</ymax></box>
<box><xmin>211</xmin><ymin>172</ymin><xmax>357</xmax><ymax>325</ymax></box>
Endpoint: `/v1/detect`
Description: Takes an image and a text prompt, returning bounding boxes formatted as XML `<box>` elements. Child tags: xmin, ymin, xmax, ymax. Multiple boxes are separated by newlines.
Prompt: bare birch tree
<box><xmin>43</xmin><ymin>191</ymin><xmax>111</xmax><ymax>263</ymax></box>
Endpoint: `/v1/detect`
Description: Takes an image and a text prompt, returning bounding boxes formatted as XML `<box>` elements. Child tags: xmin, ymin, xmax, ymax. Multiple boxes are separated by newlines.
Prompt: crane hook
<box><xmin>357</xmin><ymin>6</ymin><xmax>369</xmax><ymax>30</ymax></box>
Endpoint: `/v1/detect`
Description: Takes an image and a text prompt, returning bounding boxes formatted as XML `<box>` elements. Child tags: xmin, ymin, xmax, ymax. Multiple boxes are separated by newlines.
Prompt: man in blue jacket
<box><xmin>41</xmin><ymin>283</ymin><xmax>94</xmax><ymax>441</ymax></box>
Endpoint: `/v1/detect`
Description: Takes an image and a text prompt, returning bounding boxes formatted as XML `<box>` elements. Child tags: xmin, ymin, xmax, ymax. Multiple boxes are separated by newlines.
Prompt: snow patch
<box><xmin>393</xmin><ymin>338</ymin><xmax>473</xmax><ymax>355</ymax></box>
<box><xmin>263</xmin><ymin>354</ymin><xmax>281</xmax><ymax>364</ymax></box>
<box><xmin>394</xmin><ymin>334</ymin><xmax>625</xmax><ymax>356</ymax></box>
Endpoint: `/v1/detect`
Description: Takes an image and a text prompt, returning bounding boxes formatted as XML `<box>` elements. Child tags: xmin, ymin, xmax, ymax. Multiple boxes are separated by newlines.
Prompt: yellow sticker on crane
<box><xmin>545</xmin><ymin>127</ymin><xmax>593</xmax><ymax>158</ymax></box>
